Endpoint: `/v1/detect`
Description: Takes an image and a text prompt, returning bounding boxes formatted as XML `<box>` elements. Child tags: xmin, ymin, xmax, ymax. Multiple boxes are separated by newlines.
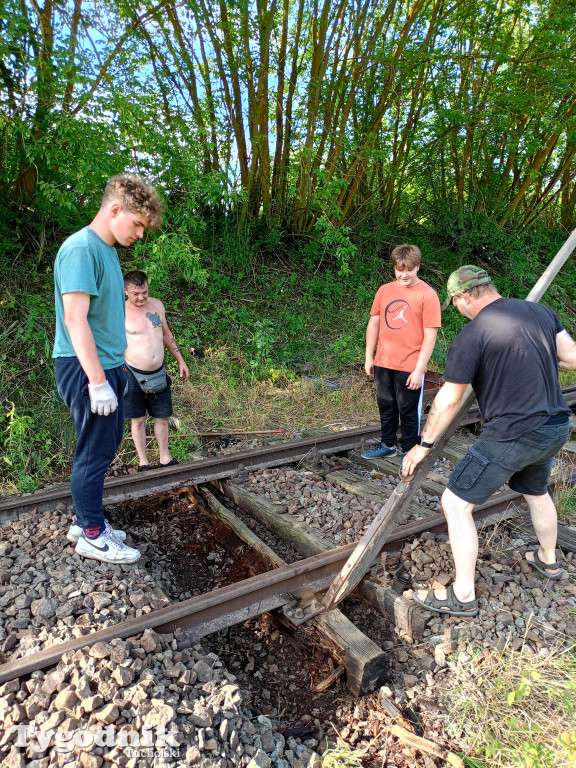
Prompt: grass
<box><xmin>175</xmin><ymin>351</ymin><xmax>378</xmax><ymax>434</ymax></box>
<box><xmin>321</xmin><ymin>746</ymin><xmax>365</xmax><ymax>767</ymax></box>
<box><xmin>559</xmin><ymin>371</ymin><xmax>576</xmax><ymax>388</ymax></box>
<box><xmin>86</xmin><ymin>353</ymin><xmax>381</xmax><ymax>472</ymax></box>
<box><xmin>551</xmin><ymin>454</ymin><xmax>576</xmax><ymax>525</ymax></box>
<box><xmin>438</xmin><ymin>643</ymin><xmax>576</xmax><ymax>768</ymax></box>
<box><xmin>322</xmin><ymin>727</ymin><xmax>369</xmax><ymax>768</ymax></box>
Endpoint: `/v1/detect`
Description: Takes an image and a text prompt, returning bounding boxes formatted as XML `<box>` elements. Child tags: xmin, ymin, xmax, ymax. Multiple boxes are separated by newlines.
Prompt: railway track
<box><xmin>3</xmin><ymin>381</ymin><xmax>576</xmax><ymax>522</ymax></box>
<box><xmin>1</xmin><ymin>388</ymin><xmax>576</xmax><ymax>687</ymax></box>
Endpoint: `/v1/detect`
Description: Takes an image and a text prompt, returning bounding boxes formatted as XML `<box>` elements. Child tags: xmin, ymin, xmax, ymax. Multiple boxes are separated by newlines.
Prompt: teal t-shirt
<box><xmin>52</xmin><ymin>227</ymin><xmax>127</xmax><ymax>368</ymax></box>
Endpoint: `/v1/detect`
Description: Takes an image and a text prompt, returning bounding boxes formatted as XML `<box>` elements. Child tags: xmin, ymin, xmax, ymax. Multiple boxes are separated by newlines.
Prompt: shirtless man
<box><xmin>123</xmin><ymin>271</ymin><xmax>190</xmax><ymax>471</ymax></box>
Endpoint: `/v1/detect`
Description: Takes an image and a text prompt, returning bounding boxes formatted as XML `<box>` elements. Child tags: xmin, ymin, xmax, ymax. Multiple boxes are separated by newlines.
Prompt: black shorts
<box><xmin>447</xmin><ymin>419</ymin><xmax>569</xmax><ymax>505</ymax></box>
<box><xmin>123</xmin><ymin>365</ymin><xmax>173</xmax><ymax>419</ymax></box>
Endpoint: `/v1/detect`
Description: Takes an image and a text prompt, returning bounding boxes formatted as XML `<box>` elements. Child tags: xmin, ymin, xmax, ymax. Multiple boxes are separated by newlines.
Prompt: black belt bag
<box><xmin>126</xmin><ymin>363</ymin><xmax>168</xmax><ymax>394</ymax></box>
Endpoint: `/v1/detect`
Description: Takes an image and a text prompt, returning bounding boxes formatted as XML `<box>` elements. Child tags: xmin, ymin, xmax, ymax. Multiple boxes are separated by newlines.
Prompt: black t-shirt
<box><xmin>443</xmin><ymin>298</ymin><xmax>570</xmax><ymax>440</ymax></box>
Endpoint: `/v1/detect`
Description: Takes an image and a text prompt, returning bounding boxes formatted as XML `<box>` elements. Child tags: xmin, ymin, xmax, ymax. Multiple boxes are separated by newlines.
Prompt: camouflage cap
<box><xmin>442</xmin><ymin>265</ymin><xmax>492</xmax><ymax>310</ymax></box>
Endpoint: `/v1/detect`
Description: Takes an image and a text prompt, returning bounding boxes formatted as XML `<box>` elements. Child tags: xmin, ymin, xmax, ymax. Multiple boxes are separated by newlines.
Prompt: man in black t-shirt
<box><xmin>402</xmin><ymin>265</ymin><xmax>576</xmax><ymax>617</ymax></box>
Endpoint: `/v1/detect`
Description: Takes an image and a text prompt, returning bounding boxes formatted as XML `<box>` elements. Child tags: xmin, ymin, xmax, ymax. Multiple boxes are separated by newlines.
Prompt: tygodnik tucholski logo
<box><xmin>9</xmin><ymin>723</ymin><xmax>181</xmax><ymax>757</ymax></box>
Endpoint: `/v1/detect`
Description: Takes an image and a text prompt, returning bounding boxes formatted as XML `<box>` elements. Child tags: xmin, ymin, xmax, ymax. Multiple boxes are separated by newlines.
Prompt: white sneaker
<box><xmin>67</xmin><ymin>519</ymin><xmax>127</xmax><ymax>543</ymax></box>
<box><xmin>75</xmin><ymin>527</ymin><xmax>140</xmax><ymax>564</ymax></box>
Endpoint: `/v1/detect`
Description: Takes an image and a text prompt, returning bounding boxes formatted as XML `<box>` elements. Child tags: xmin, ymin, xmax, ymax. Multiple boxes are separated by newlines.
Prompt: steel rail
<box><xmin>2</xmin><ymin>385</ymin><xmax>576</xmax><ymax>523</ymax></box>
<box><xmin>1</xmin><ymin>471</ymin><xmax>566</xmax><ymax>685</ymax></box>
<box><xmin>0</xmin><ymin>543</ymin><xmax>358</xmax><ymax>684</ymax></box>
<box><xmin>0</xmin><ymin>389</ymin><xmax>574</xmax><ymax>682</ymax></box>
<box><xmin>0</xmin><ymin>426</ymin><xmax>380</xmax><ymax>523</ymax></box>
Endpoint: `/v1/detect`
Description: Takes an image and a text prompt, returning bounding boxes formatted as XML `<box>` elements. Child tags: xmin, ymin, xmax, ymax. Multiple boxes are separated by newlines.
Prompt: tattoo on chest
<box><xmin>146</xmin><ymin>312</ymin><xmax>162</xmax><ymax>328</ymax></box>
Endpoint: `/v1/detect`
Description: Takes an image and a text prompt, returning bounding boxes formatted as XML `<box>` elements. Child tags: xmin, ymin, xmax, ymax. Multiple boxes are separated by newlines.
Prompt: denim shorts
<box><xmin>447</xmin><ymin>419</ymin><xmax>569</xmax><ymax>505</ymax></box>
<box><xmin>123</xmin><ymin>364</ymin><xmax>173</xmax><ymax>419</ymax></box>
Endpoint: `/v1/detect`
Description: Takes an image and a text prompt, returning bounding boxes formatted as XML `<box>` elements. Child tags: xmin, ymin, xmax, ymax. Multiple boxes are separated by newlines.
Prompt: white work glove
<box><xmin>88</xmin><ymin>381</ymin><xmax>118</xmax><ymax>416</ymax></box>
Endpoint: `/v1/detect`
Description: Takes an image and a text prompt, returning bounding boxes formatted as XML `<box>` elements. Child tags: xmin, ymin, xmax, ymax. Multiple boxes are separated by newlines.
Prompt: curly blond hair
<box><xmin>101</xmin><ymin>174</ymin><xmax>164</xmax><ymax>230</ymax></box>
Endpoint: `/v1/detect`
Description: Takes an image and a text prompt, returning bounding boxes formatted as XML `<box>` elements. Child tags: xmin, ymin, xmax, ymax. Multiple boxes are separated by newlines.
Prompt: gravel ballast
<box><xmin>0</xmin><ymin>505</ymin><xmax>323</xmax><ymax>768</ymax></box>
<box><xmin>1</xmin><ymin>444</ymin><xmax>575</xmax><ymax>768</ymax></box>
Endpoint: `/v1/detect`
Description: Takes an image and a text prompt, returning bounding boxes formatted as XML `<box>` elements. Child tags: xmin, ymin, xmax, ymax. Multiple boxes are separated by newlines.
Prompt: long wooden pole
<box><xmin>322</xmin><ymin>228</ymin><xmax>576</xmax><ymax>611</ymax></box>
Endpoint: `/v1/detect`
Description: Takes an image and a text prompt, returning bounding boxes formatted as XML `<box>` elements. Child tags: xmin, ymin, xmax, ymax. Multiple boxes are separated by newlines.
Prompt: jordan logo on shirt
<box><xmin>385</xmin><ymin>299</ymin><xmax>411</xmax><ymax>329</ymax></box>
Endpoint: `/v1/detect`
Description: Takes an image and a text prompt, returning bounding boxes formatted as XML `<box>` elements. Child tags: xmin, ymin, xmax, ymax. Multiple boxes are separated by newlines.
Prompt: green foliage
<box><xmin>247</xmin><ymin>319</ymin><xmax>276</xmax><ymax>377</ymax></box>
<box><xmin>314</xmin><ymin>216</ymin><xmax>358</xmax><ymax>276</ymax></box>
<box><xmin>321</xmin><ymin>745</ymin><xmax>365</xmax><ymax>767</ymax></box>
<box><xmin>131</xmin><ymin>229</ymin><xmax>209</xmax><ymax>287</ymax></box>
<box><xmin>0</xmin><ymin>401</ymin><xmax>68</xmax><ymax>493</ymax></box>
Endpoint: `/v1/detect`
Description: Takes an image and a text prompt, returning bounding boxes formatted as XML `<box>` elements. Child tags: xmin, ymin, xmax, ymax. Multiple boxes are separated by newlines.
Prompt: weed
<box><xmin>551</xmin><ymin>455</ymin><xmax>576</xmax><ymax>525</ymax></box>
<box><xmin>439</xmin><ymin>644</ymin><xmax>576</xmax><ymax>768</ymax></box>
<box><xmin>176</xmin><ymin>352</ymin><xmax>378</xmax><ymax>436</ymax></box>
<box><xmin>321</xmin><ymin>746</ymin><xmax>365</xmax><ymax>767</ymax></box>
<box><xmin>247</xmin><ymin>319</ymin><xmax>276</xmax><ymax>377</ymax></box>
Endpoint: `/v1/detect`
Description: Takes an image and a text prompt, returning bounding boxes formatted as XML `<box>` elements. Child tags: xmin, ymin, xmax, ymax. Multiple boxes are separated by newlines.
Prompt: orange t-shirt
<box><xmin>370</xmin><ymin>279</ymin><xmax>441</xmax><ymax>372</ymax></box>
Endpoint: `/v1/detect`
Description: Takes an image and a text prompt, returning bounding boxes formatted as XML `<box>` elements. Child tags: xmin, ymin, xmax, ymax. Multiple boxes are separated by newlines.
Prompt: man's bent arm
<box><xmin>62</xmin><ymin>292</ymin><xmax>106</xmax><ymax>384</ymax></box>
<box><xmin>162</xmin><ymin>320</ymin><xmax>190</xmax><ymax>381</ymax></box>
<box><xmin>557</xmin><ymin>330</ymin><xmax>576</xmax><ymax>371</ymax></box>
<box><xmin>420</xmin><ymin>381</ymin><xmax>469</xmax><ymax>443</ymax></box>
<box><xmin>406</xmin><ymin>327</ymin><xmax>438</xmax><ymax>389</ymax></box>
<box><xmin>365</xmin><ymin>315</ymin><xmax>380</xmax><ymax>376</ymax></box>
<box><xmin>401</xmin><ymin>381</ymin><xmax>468</xmax><ymax>476</ymax></box>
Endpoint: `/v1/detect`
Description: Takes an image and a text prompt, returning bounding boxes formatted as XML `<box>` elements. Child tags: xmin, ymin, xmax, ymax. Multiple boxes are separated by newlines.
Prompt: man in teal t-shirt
<box><xmin>53</xmin><ymin>174</ymin><xmax>163</xmax><ymax>564</ymax></box>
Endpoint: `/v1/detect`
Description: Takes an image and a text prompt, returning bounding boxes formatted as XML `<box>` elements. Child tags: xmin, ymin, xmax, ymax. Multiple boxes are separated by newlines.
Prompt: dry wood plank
<box><xmin>197</xmin><ymin>486</ymin><xmax>388</xmax><ymax>696</ymax></box>
<box><xmin>388</xmin><ymin>725</ymin><xmax>464</xmax><ymax>768</ymax></box>
<box><xmin>215</xmin><ymin>480</ymin><xmax>429</xmax><ymax>641</ymax></box>
<box><xmin>314</xmin><ymin>664</ymin><xmax>344</xmax><ymax>692</ymax></box>
<box><xmin>378</xmin><ymin>696</ymin><xmax>414</xmax><ymax>730</ymax></box>
<box><xmin>311</xmin><ymin>608</ymin><xmax>389</xmax><ymax>696</ymax></box>
<box><xmin>427</xmin><ymin>470</ymin><xmax>449</xmax><ymax>486</ymax></box>
<box><xmin>357</xmin><ymin>576</ymin><xmax>424</xmax><ymax>642</ymax></box>
<box><xmin>430</xmin><ymin>435</ymin><xmax>472</xmax><ymax>464</ymax></box>
<box><xmin>216</xmin><ymin>480</ymin><xmax>328</xmax><ymax>558</ymax></box>
<box><xmin>557</xmin><ymin>524</ymin><xmax>576</xmax><ymax>553</ymax></box>
<box><xmin>192</xmin><ymin>488</ymin><xmax>282</xmax><ymax>568</ymax></box>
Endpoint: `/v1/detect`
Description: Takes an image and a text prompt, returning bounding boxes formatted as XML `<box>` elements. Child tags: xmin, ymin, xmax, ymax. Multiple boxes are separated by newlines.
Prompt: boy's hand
<box><xmin>179</xmin><ymin>361</ymin><xmax>190</xmax><ymax>381</ymax></box>
<box><xmin>88</xmin><ymin>381</ymin><xmax>118</xmax><ymax>416</ymax></box>
<box><xmin>406</xmin><ymin>368</ymin><xmax>425</xmax><ymax>389</ymax></box>
<box><xmin>365</xmin><ymin>360</ymin><xmax>374</xmax><ymax>376</ymax></box>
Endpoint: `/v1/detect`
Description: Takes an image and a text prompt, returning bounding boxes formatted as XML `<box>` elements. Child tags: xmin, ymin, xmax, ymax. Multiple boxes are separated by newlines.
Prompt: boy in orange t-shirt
<box><xmin>363</xmin><ymin>244</ymin><xmax>441</xmax><ymax>458</ymax></box>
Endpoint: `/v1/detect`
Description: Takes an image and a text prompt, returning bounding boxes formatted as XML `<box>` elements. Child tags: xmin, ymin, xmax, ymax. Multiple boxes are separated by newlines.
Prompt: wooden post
<box><xmin>322</xmin><ymin>230</ymin><xmax>576</xmax><ymax>611</ymax></box>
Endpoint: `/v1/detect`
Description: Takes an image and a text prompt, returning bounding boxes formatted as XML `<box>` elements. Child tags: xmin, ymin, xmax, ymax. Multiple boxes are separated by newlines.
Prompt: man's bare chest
<box><xmin>126</xmin><ymin>308</ymin><xmax>163</xmax><ymax>337</ymax></box>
